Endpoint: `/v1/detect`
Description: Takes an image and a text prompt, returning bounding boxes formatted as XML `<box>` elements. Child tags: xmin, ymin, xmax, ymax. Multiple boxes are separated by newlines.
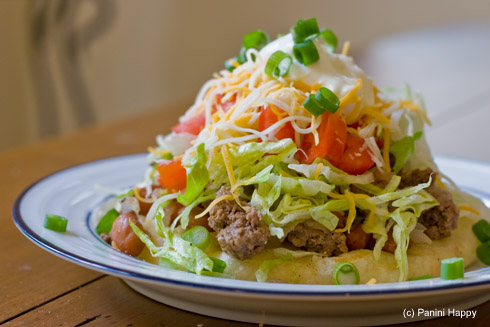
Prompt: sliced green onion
<box><xmin>472</xmin><ymin>219</ymin><xmax>490</xmax><ymax>243</ymax></box>
<box><xmin>408</xmin><ymin>274</ymin><xmax>432</xmax><ymax>281</ymax></box>
<box><xmin>293</xmin><ymin>40</ymin><xmax>319</xmax><ymax>66</ymax></box>
<box><xmin>440</xmin><ymin>257</ymin><xmax>464</xmax><ymax>280</ymax></box>
<box><xmin>96</xmin><ymin>208</ymin><xmax>120</xmax><ymax>234</ymax></box>
<box><xmin>476</xmin><ymin>241</ymin><xmax>490</xmax><ymax>265</ymax></box>
<box><xmin>291</xmin><ymin>18</ymin><xmax>320</xmax><ymax>43</ymax></box>
<box><xmin>44</xmin><ymin>214</ymin><xmax>68</xmax><ymax>233</ymax></box>
<box><xmin>303</xmin><ymin>87</ymin><xmax>340</xmax><ymax>116</ymax></box>
<box><xmin>243</xmin><ymin>30</ymin><xmax>269</xmax><ymax>50</ymax></box>
<box><xmin>210</xmin><ymin>257</ymin><xmax>227</xmax><ymax>273</ymax></box>
<box><xmin>182</xmin><ymin>226</ymin><xmax>210</xmax><ymax>250</ymax></box>
<box><xmin>238</xmin><ymin>30</ymin><xmax>269</xmax><ymax>64</ymax></box>
<box><xmin>333</xmin><ymin>262</ymin><xmax>360</xmax><ymax>285</ymax></box>
<box><xmin>320</xmin><ymin>29</ymin><xmax>338</xmax><ymax>53</ymax></box>
<box><xmin>265</xmin><ymin>51</ymin><xmax>292</xmax><ymax>79</ymax></box>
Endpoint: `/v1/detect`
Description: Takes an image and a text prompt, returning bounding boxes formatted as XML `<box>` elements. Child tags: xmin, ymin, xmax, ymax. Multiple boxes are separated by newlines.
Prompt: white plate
<box><xmin>13</xmin><ymin>154</ymin><xmax>490</xmax><ymax>326</ymax></box>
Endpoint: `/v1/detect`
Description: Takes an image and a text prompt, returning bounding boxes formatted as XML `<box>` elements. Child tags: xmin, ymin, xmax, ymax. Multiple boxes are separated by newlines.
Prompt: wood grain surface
<box><xmin>1</xmin><ymin>107</ymin><xmax>489</xmax><ymax>327</ymax></box>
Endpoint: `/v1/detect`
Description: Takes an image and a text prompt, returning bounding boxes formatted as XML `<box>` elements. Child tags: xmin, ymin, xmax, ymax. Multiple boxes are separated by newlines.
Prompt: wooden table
<box><xmin>1</xmin><ymin>107</ymin><xmax>489</xmax><ymax>327</ymax></box>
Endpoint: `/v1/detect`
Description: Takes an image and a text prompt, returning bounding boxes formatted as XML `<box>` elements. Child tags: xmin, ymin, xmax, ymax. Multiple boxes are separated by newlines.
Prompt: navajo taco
<box><xmin>97</xmin><ymin>18</ymin><xmax>488</xmax><ymax>284</ymax></box>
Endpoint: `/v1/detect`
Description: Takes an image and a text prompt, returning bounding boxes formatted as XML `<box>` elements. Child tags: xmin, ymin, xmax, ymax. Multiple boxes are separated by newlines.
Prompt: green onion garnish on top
<box><xmin>182</xmin><ymin>225</ymin><xmax>211</xmax><ymax>250</ymax></box>
<box><xmin>293</xmin><ymin>40</ymin><xmax>319</xmax><ymax>66</ymax></box>
<box><xmin>333</xmin><ymin>261</ymin><xmax>360</xmax><ymax>285</ymax></box>
<box><xmin>291</xmin><ymin>18</ymin><xmax>320</xmax><ymax>43</ymax></box>
<box><xmin>265</xmin><ymin>51</ymin><xmax>293</xmax><ymax>79</ymax></box>
<box><xmin>44</xmin><ymin>214</ymin><xmax>68</xmax><ymax>233</ymax></box>
<box><xmin>96</xmin><ymin>208</ymin><xmax>120</xmax><ymax>234</ymax></box>
<box><xmin>320</xmin><ymin>29</ymin><xmax>338</xmax><ymax>53</ymax></box>
<box><xmin>472</xmin><ymin>219</ymin><xmax>490</xmax><ymax>243</ymax></box>
<box><xmin>303</xmin><ymin>87</ymin><xmax>340</xmax><ymax>116</ymax></box>
<box><xmin>440</xmin><ymin>257</ymin><xmax>464</xmax><ymax>280</ymax></box>
<box><xmin>239</xmin><ymin>30</ymin><xmax>270</xmax><ymax>63</ymax></box>
<box><xmin>476</xmin><ymin>241</ymin><xmax>490</xmax><ymax>265</ymax></box>
<box><xmin>243</xmin><ymin>30</ymin><xmax>269</xmax><ymax>50</ymax></box>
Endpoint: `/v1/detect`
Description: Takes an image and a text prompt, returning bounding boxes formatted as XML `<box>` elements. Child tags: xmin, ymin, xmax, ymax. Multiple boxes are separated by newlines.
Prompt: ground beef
<box><xmin>208</xmin><ymin>187</ymin><xmax>269</xmax><ymax>260</ymax></box>
<box><xmin>287</xmin><ymin>223</ymin><xmax>348</xmax><ymax>256</ymax></box>
<box><xmin>400</xmin><ymin>168</ymin><xmax>459</xmax><ymax>239</ymax></box>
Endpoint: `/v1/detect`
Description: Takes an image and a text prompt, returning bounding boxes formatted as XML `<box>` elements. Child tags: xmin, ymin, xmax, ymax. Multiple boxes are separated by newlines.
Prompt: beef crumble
<box><xmin>287</xmin><ymin>223</ymin><xmax>348</xmax><ymax>256</ymax></box>
<box><xmin>400</xmin><ymin>168</ymin><xmax>459</xmax><ymax>239</ymax></box>
<box><xmin>208</xmin><ymin>187</ymin><xmax>269</xmax><ymax>260</ymax></box>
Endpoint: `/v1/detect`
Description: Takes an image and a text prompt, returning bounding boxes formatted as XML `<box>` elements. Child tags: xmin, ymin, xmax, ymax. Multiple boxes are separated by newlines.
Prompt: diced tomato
<box><xmin>216</xmin><ymin>93</ymin><xmax>236</xmax><ymax>112</ymax></box>
<box><xmin>172</xmin><ymin>94</ymin><xmax>237</xmax><ymax>135</ymax></box>
<box><xmin>258</xmin><ymin>106</ymin><xmax>295</xmax><ymax>140</ymax></box>
<box><xmin>299</xmin><ymin>113</ymin><xmax>347</xmax><ymax>164</ymax></box>
<box><xmin>331</xmin><ymin>133</ymin><xmax>375</xmax><ymax>175</ymax></box>
<box><xmin>172</xmin><ymin>112</ymin><xmax>206</xmax><ymax>135</ymax></box>
<box><xmin>157</xmin><ymin>160</ymin><xmax>187</xmax><ymax>192</ymax></box>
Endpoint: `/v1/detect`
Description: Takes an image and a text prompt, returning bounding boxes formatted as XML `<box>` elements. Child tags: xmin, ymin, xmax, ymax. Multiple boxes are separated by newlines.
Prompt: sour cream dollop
<box><xmin>259</xmin><ymin>34</ymin><xmax>375</xmax><ymax>108</ymax></box>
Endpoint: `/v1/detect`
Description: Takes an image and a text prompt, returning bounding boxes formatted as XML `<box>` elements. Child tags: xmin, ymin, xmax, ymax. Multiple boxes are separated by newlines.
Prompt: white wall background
<box><xmin>2</xmin><ymin>0</ymin><xmax>490</xmax><ymax>156</ymax></box>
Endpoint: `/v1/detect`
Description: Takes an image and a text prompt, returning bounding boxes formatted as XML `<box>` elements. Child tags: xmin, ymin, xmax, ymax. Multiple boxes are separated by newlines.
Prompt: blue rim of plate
<box><xmin>12</xmin><ymin>154</ymin><xmax>490</xmax><ymax>297</ymax></box>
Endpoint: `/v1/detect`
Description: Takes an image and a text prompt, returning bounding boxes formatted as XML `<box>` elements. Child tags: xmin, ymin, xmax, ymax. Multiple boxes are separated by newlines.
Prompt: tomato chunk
<box><xmin>332</xmin><ymin>134</ymin><xmax>375</xmax><ymax>175</ymax></box>
<box><xmin>299</xmin><ymin>113</ymin><xmax>347</xmax><ymax>164</ymax></box>
<box><xmin>258</xmin><ymin>106</ymin><xmax>295</xmax><ymax>140</ymax></box>
<box><xmin>172</xmin><ymin>112</ymin><xmax>206</xmax><ymax>135</ymax></box>
<box><xmin>157</xmin><ymin>160</ymin><xmax>187</xmax><ymax>192</ymax></box>
<box><xmin>216</xmin><ymin>93</ymin><xmax>236</xmax><ymax>112</ymax></box>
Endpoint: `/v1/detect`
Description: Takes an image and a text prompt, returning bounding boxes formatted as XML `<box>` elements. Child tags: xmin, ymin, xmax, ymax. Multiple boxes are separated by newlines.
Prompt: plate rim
<box><xmin>12</xmin><ymin>153</ymin><xmax>490</xmax><ymax>297</ymax></box>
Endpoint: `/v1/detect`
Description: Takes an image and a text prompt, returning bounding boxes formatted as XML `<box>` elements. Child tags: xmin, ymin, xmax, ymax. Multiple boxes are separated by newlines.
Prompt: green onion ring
<box><xmin>333</xmin><ymin>261</ymin><xmax>360</xmax><ymax>285</ymax></box>
<box><xmin>265</xmin><ymin>51</ymin><xmax>293</xmax><ymax>79</ymax></box>
<box><xmin>293</xmin><ymin>40</ymin><xmax>319</xmax><ymax>66</ymax></box>
<box><xmin>303</xmin><ymin>87</ymin><xmax>340</xmax><ymax>116</ymax></box>
<box><xmin>182</xmin><ymin>225</ymin><xmax>211</xmax><ymax>250</ymax></box>
<box><xmin>440</xmin><ymin>257</ymin><xmax>465</xmax><ymax>280</ymax></box>
<box><xmin>472</xmin><ymin>219</ymin><xmax>490</xmax><ymax>243</ymax></box>
<box><xmin>291</xmin><ymin>18</ymin><xmax>320</xmax><ymax>43</ymax></box>
<box><xmin>44</xmin><ymin>214</ymin><xmax>68</xmax><ymax>233</ymax></box>
<box><xmin>320</xmin><ymin>29</ymin><xmax>338</xmax><ymax>53</ymax></box>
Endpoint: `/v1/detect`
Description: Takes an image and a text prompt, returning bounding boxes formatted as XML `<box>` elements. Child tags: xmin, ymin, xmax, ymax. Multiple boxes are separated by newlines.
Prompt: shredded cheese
<box><xmin>221</xmin><ymin>145</ymin><xmax>236</xmax><ymax>186</ymax></box>
<box><xmin>195</xmin><ymin>194</ymin><xmax>235</xmax><ymax>218</ymax></box>
<box><xmin>335</xmin><ymin>190</ymin><xmax>357</xmax><ymax>233</ymax></box>
<box><xmin>435</xmin><ymin>175</ymin><xmax>447</xmax><ymax>190</ymax></box>
<box><xmin>341</xmin><ymin>41</ymin><xmax>351</xmax><ymax>56</ymax></box>
<box><xmin>314</xmin><ymin>163</ymin><xmax>323</xmax><ymax>180</ymax></box>
<box><xmin>459</xmin><ymin>205</ymin><xmax>480</xmax><ymax>216</ymax></box>
<box><xmin>339</xmin><ymin>79</ymin><xmax>362</xmax><ymax>108</ymax></box>
<box><xmin>147</xmin><ymin>146</ymin><xmax>171</xmax><ymax>157</ymax></box>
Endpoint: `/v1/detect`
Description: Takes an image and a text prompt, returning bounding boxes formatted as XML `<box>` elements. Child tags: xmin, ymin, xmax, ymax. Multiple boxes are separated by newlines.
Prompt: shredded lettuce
<box><xmin>266</xmin><ymin>174</ymin><xmax>332</xmax><ymax>197</ymax></box>
<box><xmin>178</xmin><ymin>143</ymin><xmax>209</xmax><ymax>206</ymax></box>
<box><xmin>255</xmin><ymin>253</ymin><xmax>294</xmax><ymax>282</ymax></box>
<box><xmin>360</xmin><ymin>178</ymin><xmax>439</xmax><ymax>281</ymax></box>
<box><xmin>363</xmin><ymin>177</ymin><xmax>433</xmax><ymax>206</ymax></box>
<box><xmin>390</xmin><ymin>131</ymin><xmax>423</xmax><ymax>173</ymax></box>
<box><xmin>288</xmin><ymin>162</ymin><xmax>374</xmax><ymax>185</ymax></box>
<box><xmin>309</xmin><ymin>203</ymin><xmax>342</xmax><ymax>231</ymax></box>
<box><xmin>173</xmin><ymin>192</ymin><xmax>216</xmax><ymax>229</ymax></box>
<box><xmin>129</xmin><ymin>219</ymin><xmax>214</xmax><ymax>274</ymax></box>
<box><xmin>209</xmin><ymin>139</ymin><xmax>297</xmax><ymax>185</ymax></box>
